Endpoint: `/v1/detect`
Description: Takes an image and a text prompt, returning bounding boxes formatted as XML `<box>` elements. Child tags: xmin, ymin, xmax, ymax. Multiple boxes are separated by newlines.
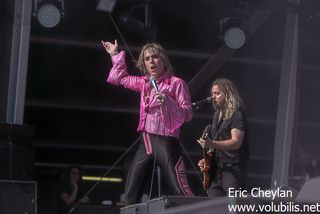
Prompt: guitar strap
<box><xmin>210</xmin><ymin>111</ymin><xmax>222</xmax><ymax>154</ymax></box>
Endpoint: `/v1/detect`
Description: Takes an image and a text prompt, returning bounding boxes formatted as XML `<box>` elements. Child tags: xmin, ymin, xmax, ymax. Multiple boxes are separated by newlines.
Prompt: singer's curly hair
<box><xmin>212</xmin><ymin>78</ymin><xmax>243</xmax><ymax>120</ymax></box>
<box><xmin>136</xmin><ymin>43</ymin><xmax>173</xmax><ymax>75</ymax></box>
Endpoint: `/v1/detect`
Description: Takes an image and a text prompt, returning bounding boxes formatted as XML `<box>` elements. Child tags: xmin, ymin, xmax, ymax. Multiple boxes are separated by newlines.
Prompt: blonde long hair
<box><xmin>212</xmin><ymin>78</ymin><xmax>243</xmax><ymax>120</ymax></box>
<box><xmin>136</xmin><ymin>43</ymin><xmax>173</xmax><ymax>75</ymax></box>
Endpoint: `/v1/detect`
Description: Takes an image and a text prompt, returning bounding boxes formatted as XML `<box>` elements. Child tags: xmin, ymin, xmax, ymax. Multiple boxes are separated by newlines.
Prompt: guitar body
<box><xmin>200</xmin><ymin>124</ymin><xmax>215</xmax><ymax>191</ymax></box>
<box><xmin>202</xmin><ymin>149</ymin><xmax>213</xmax><ymax>190</ymax></box>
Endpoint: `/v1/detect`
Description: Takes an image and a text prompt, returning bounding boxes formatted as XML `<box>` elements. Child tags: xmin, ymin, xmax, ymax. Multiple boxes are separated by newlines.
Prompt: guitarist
<box><xmin>197</xmin><ymin>78</ymin><xmax>249</xmax><ymax>197</ymax></box>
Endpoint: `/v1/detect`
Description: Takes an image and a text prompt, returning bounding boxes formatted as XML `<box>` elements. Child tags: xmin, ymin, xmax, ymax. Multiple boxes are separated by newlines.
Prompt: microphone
<box><xmin>192</xmin><ymin>97</ymin><xmax>212</xmax><ymax>109</ymax></box>
<box><xmin>149</xmin><ymin>75</ymin><xmax>159</xmax><ymax>92</ymax></box>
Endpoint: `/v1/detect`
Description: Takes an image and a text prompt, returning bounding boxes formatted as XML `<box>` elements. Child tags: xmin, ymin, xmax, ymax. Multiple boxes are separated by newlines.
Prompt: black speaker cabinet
<box><xmin>0</xmin><ymin>180</ymin><xmax>37</xmax><ymax>214</ymax></box>
<box><xmin>0</xmin><ymin>123</ymin><xmax>35</xmax><ymax>180</ymax></box>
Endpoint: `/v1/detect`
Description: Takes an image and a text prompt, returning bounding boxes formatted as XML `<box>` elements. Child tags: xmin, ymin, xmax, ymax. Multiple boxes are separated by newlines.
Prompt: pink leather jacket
<box><xmin>106</xmin><ymin>51</ymin><xmax>193</xmax><ymax>138</ymax></box>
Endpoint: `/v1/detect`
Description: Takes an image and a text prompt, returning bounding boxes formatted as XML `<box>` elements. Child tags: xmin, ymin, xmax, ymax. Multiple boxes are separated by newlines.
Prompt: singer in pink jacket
<box><xmin>101</xmin><ymin>40</ymin><xmax>194</xmax><ymax>205</ymax></box>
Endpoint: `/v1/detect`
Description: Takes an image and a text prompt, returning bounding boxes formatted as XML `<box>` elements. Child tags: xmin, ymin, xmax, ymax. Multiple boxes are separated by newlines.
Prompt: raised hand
<box><xmin>101</xmin><ymin>39</ymin><xmax>118</xmax><ymax>55</ymax></box>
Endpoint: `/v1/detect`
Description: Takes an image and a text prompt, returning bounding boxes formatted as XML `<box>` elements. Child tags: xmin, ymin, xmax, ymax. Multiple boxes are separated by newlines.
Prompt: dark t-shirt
<box><xmin>58</xmin><ymin>181</ymin><xmax>86</xmax><ymax>214</ymax></box>
<box><xmin>211</xmin><ymin>108</ymin><xmax>249</xmax><ymax>163</ymax></box>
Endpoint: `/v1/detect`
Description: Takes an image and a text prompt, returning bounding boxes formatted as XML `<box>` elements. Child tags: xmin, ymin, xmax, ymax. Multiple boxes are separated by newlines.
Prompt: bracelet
<box><xmin>110</xmin><ymin>51</ymin><xmax>119</xmax><ymax>56</ymax></box>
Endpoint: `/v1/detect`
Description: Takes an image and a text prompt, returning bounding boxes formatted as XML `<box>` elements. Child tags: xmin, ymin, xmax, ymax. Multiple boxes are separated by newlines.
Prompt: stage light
<box><xmin>119</xmin><ymin>8</ymin><xmax>145</xmax><ymax>33</ymax></box>
<box><xmin>224</xmin><ymin>26</ymin><xmax>246</xmax><ymax>49</ymax></box>
<box><xmin>219</xmin><ymin>17</ymin><xmax>248</xmax><ymax>49</ymax></box>
<box><xmin>97</xmin><ymin>0</ymin><xmax>118</xmax><ymax>13</ymax></box>
<box><xmin>33</xmin><ymin>0</ymin><xmax>64</xmax><ymax>28</ymax></box>
<box><xmin>118</xmin><ymin>3</ymin><xmax>158</xmax><ymax>41</ymax></box>
<box><xmin>37</xmin><ymin>4</ymin><xmax>60</xmax><ymax>28</ymax></box>
<box><xmin>82</xmin><ymin>176</ymin><xmax>123</xmax><ymax>183</ymax></box>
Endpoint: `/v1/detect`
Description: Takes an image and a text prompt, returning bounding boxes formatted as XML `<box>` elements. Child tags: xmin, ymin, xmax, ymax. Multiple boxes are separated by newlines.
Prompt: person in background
<box><xmin>58</xmin><ymin>165</ymin><xmax>90</xmax><ymax>214</ymax></box>
<box><xmin>197</xmin><ymin>78</ymin><xmax>249</xmax><ymax>197</ymax></box>
<box><xmin>101</xmin><ymin>39</ymin><xmax>194</xmax><ymax>205</ymax></box>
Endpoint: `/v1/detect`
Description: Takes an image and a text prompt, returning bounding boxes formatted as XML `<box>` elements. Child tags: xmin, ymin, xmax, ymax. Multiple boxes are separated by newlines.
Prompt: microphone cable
<box><xmin>148</xmin><ymin>110</ymin><xmax>161</xmax><ymax>200</ymax></box>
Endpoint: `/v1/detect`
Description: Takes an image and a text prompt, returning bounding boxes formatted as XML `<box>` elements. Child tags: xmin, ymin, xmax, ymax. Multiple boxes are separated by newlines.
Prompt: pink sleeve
<box><xmin>175</xmin><ymin>80</ymin><xmax>193</xmax><ymax>122</ymax></box>
<box><xmin>106</xmin><ymin>51</ymin><xmax>143</xmax><ymax>92</ymax></box>
<box><xmin>162</xmin><ymin>79</ymin><xmax>193</xmax><ymax>130</ymax></box>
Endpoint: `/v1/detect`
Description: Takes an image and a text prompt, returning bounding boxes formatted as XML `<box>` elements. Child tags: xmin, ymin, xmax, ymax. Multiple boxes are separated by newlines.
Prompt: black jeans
<box><xmin>207</xmin><ymin>162</ymin><xmax>246</xmax><ymax>197</ymax></box>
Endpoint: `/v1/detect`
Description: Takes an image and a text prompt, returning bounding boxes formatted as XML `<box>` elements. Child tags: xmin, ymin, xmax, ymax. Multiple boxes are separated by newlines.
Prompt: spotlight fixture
<box><xmin>33</xmin><ymin>0</ymin><xmax>65</xmax><ymax>28</ymax></box>
<box><xmin>219</xmin><ymin>17</ymin><xmax>248</xmax><ymax>49</ymax></box>
<box><xmin>118</xmin><ymin>2</ymin><xmax>157</xmax><ymax>41</ymax></box>
<box><xmin>96</xmin><ymin>0</ymin><xmax>118</xmax><ymax>13</ymax></box>
<box><xmin>118</xmin><ymin>5</ymin><xmax>146</xmax><ymax>34</ymax></box>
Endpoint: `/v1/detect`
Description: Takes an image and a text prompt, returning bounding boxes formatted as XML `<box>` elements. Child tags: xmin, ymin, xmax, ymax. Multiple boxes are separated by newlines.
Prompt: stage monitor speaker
<box><xmin>120</xmin><ymin>202</ymin><xmax>148</xmax><ymax>214</ymax></box>
<box><xmin>152</xmin><ymin>197</ymin><xmax>234</xmax><ymax>214</ymax></box>
<box><xmin>79</xmin><ymin>204</ymin><xmax>120</xmax><ymax>214</ymax></box>
<box><xmin>147</xmin><ymin>196</ymin><xmax>211</xmax><ymax>213</ymax></box>
<box><xmin>121</xmin><ymin>196</ymin><xmax>234</xmax><ymax>214</ymax></box>
<box><xmin>0</xmin><ymin>180</ymin><xmax>37</xmax><ymax>214</ymax></box>
<box><xmin>295</xmin><ymin>176</ymin><xmax>320</xmax><ymax>203</ymax></box>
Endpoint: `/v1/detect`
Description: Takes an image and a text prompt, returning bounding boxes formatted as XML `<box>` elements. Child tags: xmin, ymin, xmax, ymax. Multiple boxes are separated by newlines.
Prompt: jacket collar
<box><xmin>143</xmin><ymin>72</ymin><xmax>171</xmax><ymax>85</ymax></box>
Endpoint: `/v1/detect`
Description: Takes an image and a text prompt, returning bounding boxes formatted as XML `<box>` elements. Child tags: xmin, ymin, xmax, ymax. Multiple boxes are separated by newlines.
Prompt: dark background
<box><xmin>2</xmin><ymin>0</ymin><xmax>320</xmax><ymax>213</ymax></box>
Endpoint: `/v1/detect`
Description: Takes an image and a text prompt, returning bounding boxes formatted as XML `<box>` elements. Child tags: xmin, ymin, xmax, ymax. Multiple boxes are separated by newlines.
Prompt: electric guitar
<box><xmin>200</xmin><ymin>124</ymin><xmax>214</xmax><ymax>191</ymax></box>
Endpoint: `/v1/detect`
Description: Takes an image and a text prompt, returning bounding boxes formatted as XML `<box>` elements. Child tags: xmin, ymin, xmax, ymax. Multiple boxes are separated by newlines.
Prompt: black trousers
<box><xmin>124</xmin><ymin>134</ymin><xmax>193</xmax><ymax>205</ymax></box>
<box><xmin>207</xmin><ymin>162</ymin><xmax>246</xmax><ymax>197</ymax></box>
